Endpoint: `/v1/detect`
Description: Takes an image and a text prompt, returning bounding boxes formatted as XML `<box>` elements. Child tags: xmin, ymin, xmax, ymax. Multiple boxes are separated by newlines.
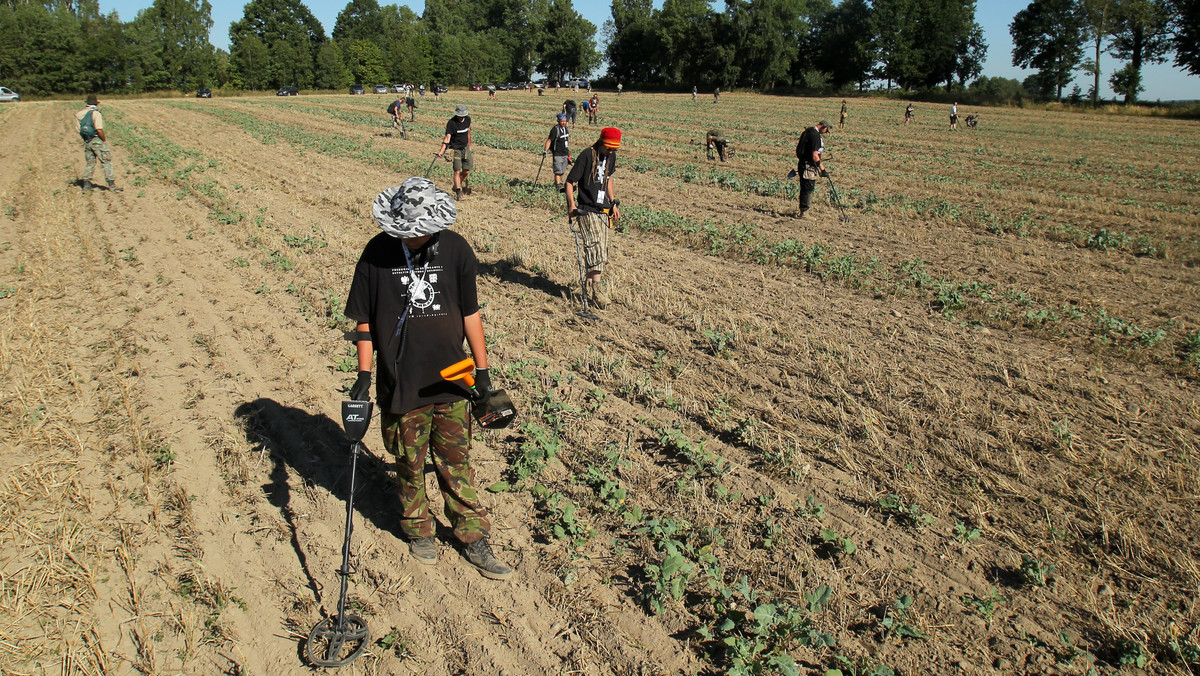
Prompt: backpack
<box><xmin>79</xmin><ymin>109</ymin><xmax>97</xmax><ymax>141</ymax></box>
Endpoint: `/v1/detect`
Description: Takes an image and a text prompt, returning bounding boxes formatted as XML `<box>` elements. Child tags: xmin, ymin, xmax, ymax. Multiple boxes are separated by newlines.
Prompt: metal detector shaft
<box><xmin>335</xmin><ymin>440</ymin><xmax>361</xmax><ymax>626</ymax></box>
<box><xmin>825</xmin><ymin>173</ymin><xmax>851</xmax><ymax>222</ymax></box>
<box><xmin>534</xmin><ymin>153</ymin><xmax>547</xmax><ymax>184</ymax></box>
<box><xmin>424</xmin><ymin>154</ymin><xmax>438</xmax><ymax>178</ymax></box>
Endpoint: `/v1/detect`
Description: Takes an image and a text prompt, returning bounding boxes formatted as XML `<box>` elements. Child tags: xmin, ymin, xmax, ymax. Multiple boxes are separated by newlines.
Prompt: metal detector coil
<box><xmin>440</xmin><ymin>358</ymin><xmax>518</xmax><ymax>429</ymax></box>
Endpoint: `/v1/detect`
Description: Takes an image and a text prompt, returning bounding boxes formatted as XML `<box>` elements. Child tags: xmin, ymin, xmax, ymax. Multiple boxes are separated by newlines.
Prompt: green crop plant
<box><xmin>700</xmin><ymin>580</ymin><xmax>834</xmax><ymax>676</ymax></box>
<box><xmin>876</xmin><ymin>494</ymin><xmax>937</xmax><ymax>528</ymax></box>
<box><xmin>1183</xmin><ymin>331</ymin><xmax>1200</xmax><ymax>367</ymax></box>
<box><xmin>531</xmin><ymin>485</ymin><xmax>592</xmax><ymax>549</ymax></box>
<box><xmin>827</xmin><ymin>655</ymin><xmax>896</xmax><ymax>676</ymax></box>
<box><xmin>639</xmin><ymin>545</ymin><xmax>694</xmax><ymax>615</ymax></box>
<box><xmin>816</xmin><ymin>528</ymin><xmax>857</xmax><ymax>557</ymax></box>
<box><xmin>1019</xmin><ymin>554</ymin><xmax>1055</xmax><ymax>587</ymax></box>
<box><xmin>506</xmin><ymin>422</ymin><xmax>563</xmax><ymax>485</ymax></box>
<box><xmin>961</xmin><ymin>588</ymin><xmax>1003</xmax><ymax>621</ymax></box>
<box><xmin>953</xmin><ymin>521</ymin><xmax>981</xmax><ymax>545</ymax></box>
<box><xmin>703</xmin><ymin>329</ymin><xmax>735</xmax><ymax>356</ymax></box>
<box><xmin>1115</xmin><ymin>640</ymin><xmax>1150</xmax><ymax>668</ymax></box>
<box><xmin>657</xmin><ymin>426</ymin><xmax>728</xmax><ymax>477</ymax></box>
<box><xmin>879</xmin><ymin>594</ymin><xmax>926</xmax><ymax>642</ymax></box>
<box><xmin>803</xmin><ymin>495</ymin><xmax>827</xmax><ymax>520</ymax></box>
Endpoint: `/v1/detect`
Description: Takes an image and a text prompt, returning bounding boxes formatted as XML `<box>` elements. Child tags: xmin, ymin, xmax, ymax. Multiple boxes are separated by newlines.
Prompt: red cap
<box><xmin>600</xmin><ymin>127</ymin><xmax>622</xmax><ymax>149</ymax></box>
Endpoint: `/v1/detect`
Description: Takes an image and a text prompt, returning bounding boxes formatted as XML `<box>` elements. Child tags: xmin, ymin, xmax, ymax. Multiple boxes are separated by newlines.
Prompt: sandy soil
<box><xmin>1</xmin><ymin>93</ymin><xmax>1198</xmax><ymax>675</ymax></box>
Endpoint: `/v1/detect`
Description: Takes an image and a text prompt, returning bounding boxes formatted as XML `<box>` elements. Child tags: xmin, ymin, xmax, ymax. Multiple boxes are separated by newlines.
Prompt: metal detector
<box><xmin>568</xmin><ymin>213</ymin><xmax>599</xmax><ymax>320</ymax></box>
<box><xmin>824</xmin><ymin>172</ymin><xmax>852</xmax><ymax>222</ymax></box>
<box><xmin>303</xmin><ymin>400</ymin><xmax>372</xmax><ymax>668</ymax></box>
<box><xmin>439</xmin><ymin>358</ymin><xmax>517</xmax><ymax>429</ymax></box>
<box><xmin>424</xmin><ymin>154</ymin><xmax>438</xmax><ymax>178</ymax></box>
<box><xmin>534</xmin><ymin>152</ymin><xmax>547</xmax><ymax>184</ymax></box>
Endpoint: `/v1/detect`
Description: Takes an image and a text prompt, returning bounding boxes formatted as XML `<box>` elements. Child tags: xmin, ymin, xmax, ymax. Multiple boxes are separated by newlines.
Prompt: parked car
<box><xmin>0</xmin><ymin>86</ymin><xmax>20</xmax><ymax>102</ymax></box>
<box><xmin>469</xmin><ymin>83</ymin><xmax>483</xmax><ymax>91</ymax></box>
<box><xmin>196</xmin><ymin>88</ymin><xmax>212</xmax><ymax>98</ymax></box>
<box><xmin>391</xmin><ymin>84</ymin><xmax>405</xmax><ymax>93</ymax></box>
<box><xmin>276</xmin><ymin>86</ymin><xmax>298</xmax><ymax>96</ymax></box>
<box><xmin>434</xmin><ymin>84</ymin><xmax>448</xmax><ymax>94</ymax></box>
<box><xmin>349</xmin><ymin>84</ymin><xmax>365</xmax><ymax>95</ymax></box>
<box><xmin>373</xmin><ymin>84</ymin><xmax>388</xmax><ymax>94</ymax></box>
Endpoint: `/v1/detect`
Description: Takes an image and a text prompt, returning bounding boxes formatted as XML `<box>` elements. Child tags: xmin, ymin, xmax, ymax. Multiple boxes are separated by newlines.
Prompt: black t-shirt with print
<box><xmin>444</xmin><ymin>116</ymin><xmax>471</xmax><ymax>150</ymax></box>
<box><xmin>565</xmin><ymin>145</ymin><xmax>617</xmax><ymax>214</ymax></box>
<box><xmin>344</xmin><ymin>230</ymin><xmax>480</xmax><ymax>415</ymax></box>
<box><xmin>796</xmin><ymin>127</ymin><xmax>823</xmax><ymax>168</ymax></box>
<box><xmin>547</xmin><ymin>124</ymin><xmax>570</xmax><ymax>156</ymax></box>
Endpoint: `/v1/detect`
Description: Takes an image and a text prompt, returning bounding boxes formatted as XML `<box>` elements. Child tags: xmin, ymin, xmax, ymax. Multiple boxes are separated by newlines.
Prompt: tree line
<box><xmin>0</xmin><ymin>0</ymin><xmax>599</xmax><ymax>95</ymax></box>
<box><xmin>1010</xmin><ymin>0</ymin><xmax>1199</xmax><ymax>104</ymax></box>
<box><xmin>1</xmin><ymin>0</ymin><xmax>1196</xmax><ymax>100</ymax></box>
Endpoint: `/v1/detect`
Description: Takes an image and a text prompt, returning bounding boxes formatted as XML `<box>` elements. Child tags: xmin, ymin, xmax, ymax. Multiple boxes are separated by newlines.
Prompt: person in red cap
<box><xmin>564</xmin><ymin>127</ymin><xmax>621</xmax><ymax>309</ymax></box>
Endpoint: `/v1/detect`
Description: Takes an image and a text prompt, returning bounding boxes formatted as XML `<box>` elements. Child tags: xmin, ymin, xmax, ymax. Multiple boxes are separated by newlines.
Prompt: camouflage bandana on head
<box><xmin>372</xmin><ymin>177</ymin><xmax>457</xmax><ymax>239</ymax></box>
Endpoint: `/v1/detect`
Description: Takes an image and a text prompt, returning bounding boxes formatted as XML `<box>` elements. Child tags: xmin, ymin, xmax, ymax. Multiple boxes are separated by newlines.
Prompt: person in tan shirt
<box><xmin>75</xmin><ymin>94</ymin><xmax>121</xmax><ymax>192</ymax></box>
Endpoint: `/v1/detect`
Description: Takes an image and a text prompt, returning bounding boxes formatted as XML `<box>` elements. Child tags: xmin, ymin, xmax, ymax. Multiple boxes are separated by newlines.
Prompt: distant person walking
<box><xmin>949</xmin><ymin>102</ymin><xmax>958</xmax><ymax>130</ymax></box>
<box><xmin>795</xmin><ymin>120</ymin><xmax>830</xmax><ymax>219</ymax></box>
<box><xmin>565</xmin><ymin>127</ymin><xmax>622</xmax><ymax>309</ymax></box>
<box><xmin>76</xmin><ymin>94</ymin><xmax>121</xmax><ymax>192</ymax></box>
<box><xmin>563</xmin><ymin>99</ymin><xmax>577</xmax><ymax>127</ymax></box>
<box><xmin>588</xmin><ymin>94</ymin><xmax>599</xmax><ymax>124</ymax></box>
<box><xmin>839</xmin><ymin>100</ymin><xmax>847</xmax><ymax>128</ymax></box>
<box><xmin>436</xmin><ymin>104</ymin><xmax>474</xmax><ymax>199</ymax></box>
<box><xmin>617</xmin><ymin>82</ymin><xmax>623</xmax><ymax>98</ymax></box>
<box><xmin>713</xmin><ymin>87</ymin><xmax>720</xmax><ymax>103</ymax></box>
<box><xmin>904</xmin><ymin>103</ymin><xmax>914</xmax><ymax>125</ymax></box>
<box><xmin>544</xmin><ymin>113</ymin><xmax>571</xmax><ymax>190</ymax></box>
<box><xmin>405</xmin><ymin>94</ymin><xmax>417</xmax><ymax>121</ymax></box>
<box><xmin>692</xmin><ymin>85</ymin><xmax>697</xmax><ymax>101</ymax></box>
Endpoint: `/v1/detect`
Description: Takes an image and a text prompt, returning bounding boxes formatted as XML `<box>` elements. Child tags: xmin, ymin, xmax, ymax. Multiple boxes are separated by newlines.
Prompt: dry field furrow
<box><xmin>2</xmin><ymin>97</ymin><xmax>1199</xmax><ymax>675</ymax></box>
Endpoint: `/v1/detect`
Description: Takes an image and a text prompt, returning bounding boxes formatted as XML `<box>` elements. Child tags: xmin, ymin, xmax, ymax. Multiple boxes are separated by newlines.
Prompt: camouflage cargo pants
<box><xmin>381</xmin><ymin>400</ymin><xmax>490</xmax><ymax>543</ymax></box>
<box><xmin>82</xmin><ymin>136</ymin><xmax>115</xmax><ymax>183</ymax></box>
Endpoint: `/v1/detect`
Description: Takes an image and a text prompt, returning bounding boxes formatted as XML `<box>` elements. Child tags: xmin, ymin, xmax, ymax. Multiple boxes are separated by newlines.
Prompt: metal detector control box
<box><xmin>342</xmin><ymin>400</ymin><xmax>373</xmax><ymax>442</ymax></box>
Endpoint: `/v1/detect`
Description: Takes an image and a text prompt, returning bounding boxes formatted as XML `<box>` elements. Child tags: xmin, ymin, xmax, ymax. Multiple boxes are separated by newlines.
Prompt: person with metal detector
<box><xmin>795</xmin><ymin>120</ymin><xmax>830</xmax><ymax>219</ymax></box>
<box><xmin>344</xmin><ymin>177</ymin><xmax>513</xmax><ymax>581</ymax></box>
<box><xmin>543</xmin><ymin>113</ymin><xmax>571</xmax><ymax>191</ymax></box>
<box><xmin>565</xmin><ymin>127</ymin><xmax>621</xmax><ymax>311</ymax></box>
<box><xmin>705</xmin><ymin>130</ymin><xmax>728</xmax><ymax>162</ymax></box>
<box><xmin>435</xmin><ymin>105</ymin><xmax>474</xmax><ymax>199</ymax></box>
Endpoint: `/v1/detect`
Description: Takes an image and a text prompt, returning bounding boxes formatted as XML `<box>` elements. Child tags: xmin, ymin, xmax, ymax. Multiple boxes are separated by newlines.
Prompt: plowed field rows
<box><xmin>1</xmin><ymin>91</ymin><xmax>1197</xmax><ymax>675</ymax></box>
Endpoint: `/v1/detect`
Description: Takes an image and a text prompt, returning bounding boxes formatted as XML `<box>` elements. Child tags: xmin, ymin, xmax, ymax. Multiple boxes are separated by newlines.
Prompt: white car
<box><xmin>0</xmin><ymin>87</ymin><xmax>19</xmax><ymax>102</ymax></box>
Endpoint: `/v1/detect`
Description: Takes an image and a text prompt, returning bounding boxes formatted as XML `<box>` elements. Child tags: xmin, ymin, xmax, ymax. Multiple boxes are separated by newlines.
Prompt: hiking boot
<box><xmin>81</xmin><ymin>180</ymin><xmax>94</xmax><ymax>193</ymax></box>
<box><xmin>463</xmin><ymin>184</ymin><xmax>472</xmax><ymax>196</ymax></box>
<box><xmin>463</xmin><ymin>538</ymin><xmax>513</xmax><ymax>580</ymax></box>
<box><xmin>588</xmin><ymin>281</ymin><xmax>609</xmax><ymax>310</ymax></box>
<box><xmin>107</xmin><ymin>182</ymin><xmax>123</xmax><ymax>192</ymax></box>
<box><xmin>454</xmin><ymin>187</ymin><xmax>463</xmax><ymax>199</ymax></box>
<box><xmin>408</xmin><ymin>537</ymin><xmax>438</xmax><ymax>565</ymax></box>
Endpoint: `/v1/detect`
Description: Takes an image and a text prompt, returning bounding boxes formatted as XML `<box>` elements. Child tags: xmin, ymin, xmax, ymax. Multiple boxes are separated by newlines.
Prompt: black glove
<box><xmin>473</xmin><ymin>369</ymin><xmax>492</xmax><ymax>401</ymax></box>
<box><xmin>820</xmin><ymin>169</ymin><xmax>829</xmax><ymax>178</ymax></box>
<box><xmin>349</xmin><ymin>371</ymin><xmax>371</xmax><ymax>401</ymax></box>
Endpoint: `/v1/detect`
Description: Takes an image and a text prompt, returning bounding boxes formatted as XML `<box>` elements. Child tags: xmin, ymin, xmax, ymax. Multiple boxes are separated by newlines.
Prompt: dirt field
<box><xmin>1</xmin><ymin>91</ymin><xmax>1198</xmax><ymax>675</ymax></box>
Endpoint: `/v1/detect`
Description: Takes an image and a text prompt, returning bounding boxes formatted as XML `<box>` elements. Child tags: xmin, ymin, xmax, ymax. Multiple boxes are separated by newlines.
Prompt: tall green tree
<box><xmin>0</xmin><ymin>3</ymin><xmax>85</xmax><ymax>95</ymax></box>
<box><xmin>332</xmin><ymin>0</ymin><xmax>384</xmax><ymax>43</ymax></box>
<box><xmin>1011</xmin><ymin>0</ymin><xmax>1087</xmax><ymax>100</ymax></box>
<box><xmin>535</xmin><ymin>0</ymin><xmax>600</xmax><ymax>81</ymax></box>
<box><xmin>230</xmin><ymin>33</ymin><xmax>271</xmax><ymax>89</ymax></box>
<box><xmin>344</xmin><ymin>38</ymin><xmax>387</xmax><ymax>84</ymax></box>
<box><xmin>380</xmin><ymin>5</ymin><xmax>433</xmax><ymax>83</ymax></box>
<box><xmin>129</xmin><ymin>0</ymin><xmax>216</xmax><ymax>90</ymax></box>
<box><xmin>814</xmin><ymin>0</ymin><xmax>876</xmax><ymax>90</ymax></box>
<box><xmin>728</xmin><ymin>0</ymin><xmax>818</xmax><ymax>89</ymax></box>
<box><xmin>1080</xmin><ymin>0</ymin><xmax>1116</xmax><ymax>106</ymax></box>
<box><xmin>315</xmin><ymin>40</ymin><xmax>351</xmax><ymax>88</ymax></box>
<box><xmin>603</xmin><ymin>0</ymin><xmax>662</xmax><ymax>84</ymax></box>
<box><xmin>229</xmin><ymin>0</ymin><xmax>326</xmax><ymax>88</ymax></box>
<box><xmin>1108</xmin><ymin>0</ymin><xmax>1172</xmax><ymax>102</ymax></box>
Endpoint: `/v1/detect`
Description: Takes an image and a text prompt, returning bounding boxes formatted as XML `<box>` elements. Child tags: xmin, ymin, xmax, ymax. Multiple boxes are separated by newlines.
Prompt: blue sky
<box><xmin>100</xmin><ymin>0</ymin><xmax>1199</xmax><ymax>100</ymax></box>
